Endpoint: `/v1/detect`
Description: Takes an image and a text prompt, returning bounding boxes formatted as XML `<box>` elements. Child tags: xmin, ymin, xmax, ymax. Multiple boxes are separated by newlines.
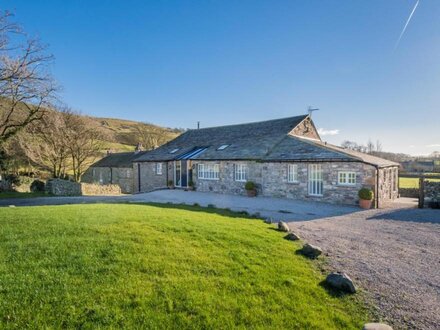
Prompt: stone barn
<box><xmin>132</xmin><ymin>114</ymin><xmax>399</xmax><ymax>207</ymax></box>
<box><xmin>82</xmin><ymin>151</ymin><xmax>145</xmax><ymax>194</ymax></box>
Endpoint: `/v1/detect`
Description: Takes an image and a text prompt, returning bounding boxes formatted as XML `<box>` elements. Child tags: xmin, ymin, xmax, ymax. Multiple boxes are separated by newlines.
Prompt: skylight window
<box><xmin>170</xmin><ymin>148</ymin><xmax>179</xmax><ymax>154</ymax></box>
<box><xmin>217</xmin><ymin>144</ymin><xmax>230</xmax><ymax>150</ymax></box>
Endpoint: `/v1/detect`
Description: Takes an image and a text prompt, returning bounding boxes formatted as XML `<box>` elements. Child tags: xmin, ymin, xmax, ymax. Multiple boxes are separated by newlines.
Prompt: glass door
<box><xmin>175</xmin><ymin>161</ymin><xmax>181</xmax><ymax>187</ymax></box>
<box><xmin>308</xmin><ymin>164</ymin><xmax>323</xmax><ymax>196</ymax></box>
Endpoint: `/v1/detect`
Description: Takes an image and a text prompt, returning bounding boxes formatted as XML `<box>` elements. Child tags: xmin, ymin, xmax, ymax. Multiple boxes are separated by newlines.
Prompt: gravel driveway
<box><xmin>292</xmin><ymin>206</ymin><xmax>440</xmax><ymax>330</ymax></box>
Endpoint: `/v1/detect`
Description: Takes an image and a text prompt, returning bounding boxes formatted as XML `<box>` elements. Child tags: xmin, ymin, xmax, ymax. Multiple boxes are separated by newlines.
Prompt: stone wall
<box><xmin>81</xmin><ymin>183</ymin><xmax>121</xmax><ymax>195</ymax></box>
<box><xmin>46</xmin><ymin>179</ymin><xmax>81</xmax><ymax>196</ymax></box>
<box><xmin>82</xmin><ymin>167</ymin><xmax>134</xmax><ymax>193</ymax></box>
<box><xmin>290</xmin><ymin>116</ymin><xmax>321</xmax><ymax>140</ymax></box>
<box><xmin>133</xmin><ymin>161</ymin><xmax>169</xmax><ymax>193</ymax></box>
<box><xmin>46</xmin><ymin>179</ymin><xmax>122</xmax><ymax>196</ymax></box>
<box><xmin>377</xmin><ymin>167</ymin><xmax>399</xmax><ymax>206</ymax></box>
<box><xmin>192</xmin><ymin>160</ymin><xmax>381</xmax><ymax>205</ymax></box>
<box><xmin>424</xmin><ymin>181</ymin><xmax>440</xmax><ymax>204</ymax></box>
<box><xmin>399</xmin><ymin>188</ymin><xmax>419</xmax><ymax>198</ymax></box>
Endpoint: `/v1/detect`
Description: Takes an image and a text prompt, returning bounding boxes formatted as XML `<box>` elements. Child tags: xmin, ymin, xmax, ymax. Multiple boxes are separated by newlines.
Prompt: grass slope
<box><xmin>0</xmin><ymin>204</ymin><xmax>367</xmax><ymax>329</ymax></box>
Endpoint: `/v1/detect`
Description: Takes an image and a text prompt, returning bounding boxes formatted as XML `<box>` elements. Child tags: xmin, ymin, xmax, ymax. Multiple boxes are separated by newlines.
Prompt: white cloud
<box><xmin>426</xmin><ymin>144</ymin><xmax>440</xmax><ymax>148</ymax></box>
<box><xmin>318</xmin><ymin>128</ymin><xmax>340</xmax><ymax>136</ymax></box>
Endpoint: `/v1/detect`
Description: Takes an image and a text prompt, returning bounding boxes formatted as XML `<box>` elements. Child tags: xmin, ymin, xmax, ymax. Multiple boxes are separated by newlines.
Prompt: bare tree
<box><xmin>135</xmin><ymin>124</ymin><xmax>171</xmax><ymax>150</ymax></box>
<box><xmin>375</xmin><ymin>140</ymin><xmax>382</xmax><ymax>153</ymax></box>
<box><xmin>0</xmin><ymin>11</ymin><xmax>57</xmax><ymax>144</ymax></box>
<box><xmin>17</xmin><ymin>108</ymin><xmax>71</xmax><ymax>178</ymax></box>
<box><xmin>64</xmin><ymin>112</ymin><xmax>105</xmax><ymax>182</ymax></box>
<box><xmin>366</xmin><ymin>139</ymin><xmax>375</xmax><ymax>154</ymax></box>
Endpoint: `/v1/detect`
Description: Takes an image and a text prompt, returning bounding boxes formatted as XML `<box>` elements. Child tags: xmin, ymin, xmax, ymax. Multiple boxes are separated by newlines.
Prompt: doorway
<box><xmin>174</xmin><ymin>160</ymin><xmax>189</xmax><ymax>188</ymax></box>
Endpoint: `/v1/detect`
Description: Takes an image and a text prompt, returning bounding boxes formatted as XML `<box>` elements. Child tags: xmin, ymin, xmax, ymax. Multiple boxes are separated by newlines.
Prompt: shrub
<box><xmin>30</xmin><ymin>180</ymin><xmax>45</xmax><ymax>192</ymax></box>
<box><xmin>188</xmin><ymin>180</ymin><xmax>194</xmax><ymax>187</ymax></box>
<box><xmin>4</xmin><ymin>174</ymin><xmax>20</xmax><ymax>186</ymax></box>
<box><xmin>245</xmin><ymin>181</ymin><xmax>256</xmax><ymax>191</ymax></box>
<box><xmin>358</xmin><ymin>188</ymin><xmax>374</xmax><ymax>201</ymax></box>
<box><xmin>167</xmin><ymin>180</ymin><xmax>173</xmax><ymax>186</ymax></box>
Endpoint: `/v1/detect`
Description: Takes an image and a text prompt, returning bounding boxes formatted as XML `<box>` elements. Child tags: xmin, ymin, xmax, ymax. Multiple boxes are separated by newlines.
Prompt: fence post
<box><xmin>418</xmin><ymin>176</ymin><xmax>425</xmax><ymax>209</ymax></box>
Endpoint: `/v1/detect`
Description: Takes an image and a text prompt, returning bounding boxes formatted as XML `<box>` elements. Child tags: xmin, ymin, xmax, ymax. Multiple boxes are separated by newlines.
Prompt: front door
<box><xmin>175</xmin><ymin>161</ymin><xmax>182</xmax><ymax>187</ymax></box>
<box><xmin>181</xmin><ymin>161</ymin><xmax>188</xmax><ymax>187</ymax></box>
<box><xmin>174</xmin><ymin>160</ymin><xmax>189</xmax><ymax>188</ymax></box>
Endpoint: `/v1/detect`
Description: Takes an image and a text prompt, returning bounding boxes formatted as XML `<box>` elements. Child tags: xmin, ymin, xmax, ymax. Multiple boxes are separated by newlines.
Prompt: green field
<box><xmin>0</xmin><ymin>204</ymin><xmax>368</xmax><ymax>329</ymax></box>
<box><xmin>399</xmin><ymin>177</ymin><xmax>440</xmax><ymax>189</ymax></box>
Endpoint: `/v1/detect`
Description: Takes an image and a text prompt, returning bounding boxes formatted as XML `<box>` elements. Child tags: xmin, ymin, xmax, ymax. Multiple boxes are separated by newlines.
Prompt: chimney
<box><xmin>134</xmin><ymin>142</ymin><xmax>143</xmax><ymax>154</ymax></box>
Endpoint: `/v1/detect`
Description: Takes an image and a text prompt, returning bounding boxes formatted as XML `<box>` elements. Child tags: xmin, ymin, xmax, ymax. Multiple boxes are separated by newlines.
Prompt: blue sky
<box><xmin>7</xmin><ymin>0</ymin><xmax>440</xmax><ymax>155</ymax></box>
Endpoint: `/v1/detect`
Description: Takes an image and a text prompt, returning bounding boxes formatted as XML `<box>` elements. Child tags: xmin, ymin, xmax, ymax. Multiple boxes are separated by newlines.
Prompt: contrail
<box><xmin>395</xmin><ymin>0</ymin><xmax>420</xmax><ymax>49</ymax></box>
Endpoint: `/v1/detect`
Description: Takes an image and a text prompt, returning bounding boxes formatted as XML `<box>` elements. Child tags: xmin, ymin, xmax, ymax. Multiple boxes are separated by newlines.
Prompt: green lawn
<box><xmin>0</xmin><ymin>204</ymin><xmax>368</xmax><ymax>329</ymax></box>
<box><xmin>0</xmin><ymin>191</ymin><xmax>49</xmax><ymax>199</ymax></box>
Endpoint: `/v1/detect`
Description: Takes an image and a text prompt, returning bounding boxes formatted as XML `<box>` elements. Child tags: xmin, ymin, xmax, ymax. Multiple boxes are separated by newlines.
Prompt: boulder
<box><xmin>278</xmin><ymin>221</ymin><xmax>290</xmax><ymax>232</ymax></box>
<box><xmin>325</xmin><ymin>272</ymin><xmax>356</xmax><ymax>293</ymax></box>
<box><xmin>284</xmin><ymin>232</ymin><xmax>300</xmax><ymax>241</ymax></box>
<box><xmin>301</xmin><ymin>243</ymin><xmax>322</xmax><ymax>259</ymax></box>
<box><xmin>264</xmin><ymin>218</ymin><xmax>272</xmax><ymax>224</ymax></box>
<box><xmin>362</xmin><ymin>323</ymin><xmax>393</xmax><ymax>330</ymax></box>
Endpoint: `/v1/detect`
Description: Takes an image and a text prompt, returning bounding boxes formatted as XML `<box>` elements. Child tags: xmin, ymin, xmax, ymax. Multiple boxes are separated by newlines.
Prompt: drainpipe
<box><xmin>166</xmin><ymin>162</ymin><xmax>169</xmax><ymax>189</ymax></box>
<box><xmin>375</xmin><ymin>166</ymin><xmax>380</xmax><ymax>209</ymax></box>
<box><xmin>137</xmin><ymin>163</ymin><xmax>141</xmax><ymax>193</ymax></box>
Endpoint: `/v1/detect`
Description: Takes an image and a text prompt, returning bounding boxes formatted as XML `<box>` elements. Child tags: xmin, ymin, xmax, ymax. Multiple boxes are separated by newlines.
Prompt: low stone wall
<box><xmin>46</xmin><ymin>179</ymin><xmax>81</xmax><ymax>196</ymax></box>
<box><xmin>424</xmin><ymin>182</ymin><xmax>440</xmax><ymax>207</ymax></box>
<box><xmin>81</xmin><ymin>183</ymin><xmax>121</xmax><ymax>195</ymax></box>
<box><xmin>399</xmin><ymin>188</ymin><xmax>419</xmax><ymax>198</ymax></box>
<box><xmin>46</xmin><ymin>179</ymin><xmax>122</xmax><ymax>196</ymax></box>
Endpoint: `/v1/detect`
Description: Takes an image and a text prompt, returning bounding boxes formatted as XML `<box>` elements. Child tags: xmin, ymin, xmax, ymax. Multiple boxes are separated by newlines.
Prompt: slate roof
<box><xmin>91</xmin><ymin>152</ymin><xmax>147</xmax><ymax>168</ymax></box>
<box><xmin>134</xmin><ymin>115</ymin><xmax>309</xmax><ymax>161</ymax></box>
<box><xmin>132</xmin><ymin>115</ymin><xmax>399</xmax><ymax>168</ymax></box>
<box><xmin>290</xmin><ymin>137</ymin><xmax>400</xmax><ymax>168</ymax></box>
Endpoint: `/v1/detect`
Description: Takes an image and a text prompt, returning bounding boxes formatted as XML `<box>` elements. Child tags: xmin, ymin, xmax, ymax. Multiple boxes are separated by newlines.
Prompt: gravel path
<box><xmin>291</xmin><ymin>206</ymin><xmax>440</xmax><ymax>330</ymax></box>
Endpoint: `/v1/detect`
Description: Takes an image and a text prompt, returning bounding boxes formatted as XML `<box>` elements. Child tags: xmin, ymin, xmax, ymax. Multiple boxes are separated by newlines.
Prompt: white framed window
<box><xmin>156</xmin><ymin>163</ymin><xmax>163</xmax><ymax>175</ymax></box>
<box><xmin>287</xmin><ymin>164</ymin><xmax>298</xmax><ymax>183</ymax></box>
<box><xmin>308</xmin><ymin>164</ymin><xmax>323</xmax><ymax>196</ymax></box>
<box><xmin>338</xmin><ymin>171</ymin><xmax>356</xmax><ymax>186</ymax></box>
<box><xmin>198</xmin><ymin>163</ymin><xmax>219</xmax><ymax>180</ymax></box>
<box><xmin>234</xmin><ymin>164</ymin><xmax>247</xmax><ymax>182</ymax></box>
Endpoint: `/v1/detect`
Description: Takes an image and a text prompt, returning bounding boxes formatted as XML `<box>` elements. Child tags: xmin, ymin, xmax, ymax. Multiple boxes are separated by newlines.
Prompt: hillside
<box><xmin>87</xmin><ymin>116</ymin><xmax>182</xmax><ymax>152</ymax></box>
<box><xmin>0</xmin><ymin>97</ymin><xmax>182</xmax><ymax>152</ymax></box>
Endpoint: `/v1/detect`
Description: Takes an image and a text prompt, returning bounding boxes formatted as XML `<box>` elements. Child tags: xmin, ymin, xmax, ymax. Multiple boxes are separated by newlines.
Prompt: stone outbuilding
<box><xmin>82</xmin><ymin>151</ymin><xmax>145</xmax><ymax>194</ymax></box>
<box><xmin>132</xmin><ymin>114</ymin><xmax>399</xmax><ymax>207</ymax></box>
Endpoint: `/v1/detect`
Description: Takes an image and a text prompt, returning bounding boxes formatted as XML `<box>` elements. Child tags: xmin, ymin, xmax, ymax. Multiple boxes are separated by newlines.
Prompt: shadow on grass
<box><xmin>0</xmin><ymin>191</ymin><xmax>50</xmax><ymax>199</ymax></box>
<box><xmin>318</xmin><ymin>280</ymin><xmax>351</xmax><ymax>298</ymax></box>
<box><xmin>128</xmin><ymin>202</ymin><xmax>263</xmax><ymax>220</ymax></box>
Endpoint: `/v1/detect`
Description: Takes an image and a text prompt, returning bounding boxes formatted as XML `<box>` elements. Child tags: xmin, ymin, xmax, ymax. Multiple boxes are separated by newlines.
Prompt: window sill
<box><xmin>337</xmin><ymin>184</ymin><xmax>356</xmax><ymax>187</ymax></box>
<box><xmin>198</xmin><ymin>178</ymin><xmax>219</xmax><ymax>181</ymax></box>
<box><xmin>287</xmin><ymin>181</ymin><xmax>299</xmax><ymax>184</ymax></box>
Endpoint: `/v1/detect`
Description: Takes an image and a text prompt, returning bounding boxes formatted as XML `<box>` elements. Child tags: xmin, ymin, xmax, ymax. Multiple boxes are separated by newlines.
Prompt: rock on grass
<box><xmin>325</xmin><ymin>272</ymin><xmax>356</xmax><ymax>293</ymax></box>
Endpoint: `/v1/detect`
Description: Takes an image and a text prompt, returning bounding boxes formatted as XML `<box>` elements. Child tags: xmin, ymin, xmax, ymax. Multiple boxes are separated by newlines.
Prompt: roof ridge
<box><xmin>191</xmin><ymin>114</ymin><xmax>309</xmax><ymax>132</ymax></box>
